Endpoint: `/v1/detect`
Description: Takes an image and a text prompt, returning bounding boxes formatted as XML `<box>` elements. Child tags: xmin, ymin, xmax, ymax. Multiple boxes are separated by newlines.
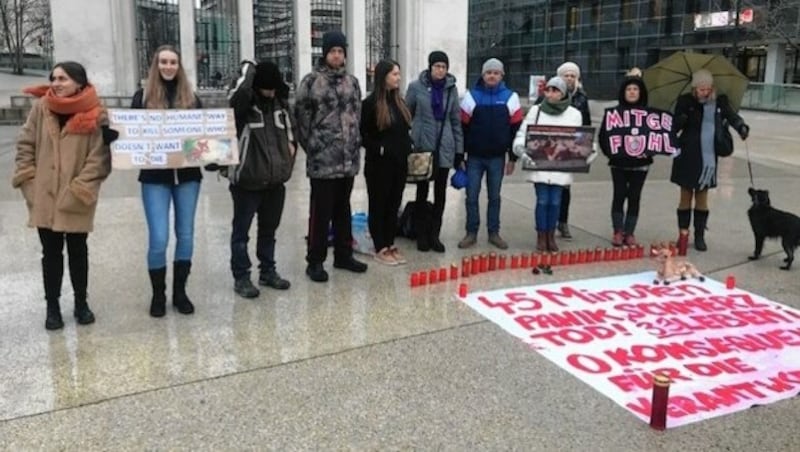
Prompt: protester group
<box><xmin>11</xmin><ymin>30</ymin><xmax>750</xmax><ymax>330</ymax></box>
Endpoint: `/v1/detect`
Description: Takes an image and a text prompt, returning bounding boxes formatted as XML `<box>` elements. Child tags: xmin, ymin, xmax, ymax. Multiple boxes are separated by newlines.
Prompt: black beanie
<box><xmin>428</xmin><ymin>51</ymin><xmax>449</xmax><ymax>71</ymax></box>
<box><xmin>253</xmin><ymin>61</ymin><xmax>288</xmax><ymax>94</ymax></box>
<box><xmin>322</xmin><ymin>31</ymin><xmax>348</xmax><ymax>58</ymax></box>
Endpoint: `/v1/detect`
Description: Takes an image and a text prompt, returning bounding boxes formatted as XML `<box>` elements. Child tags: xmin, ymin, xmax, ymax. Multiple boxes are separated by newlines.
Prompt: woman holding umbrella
<box><xmin>671</xmin><ymin>69</ymin><xmax>750</xmax><ymax>252</ymax></box>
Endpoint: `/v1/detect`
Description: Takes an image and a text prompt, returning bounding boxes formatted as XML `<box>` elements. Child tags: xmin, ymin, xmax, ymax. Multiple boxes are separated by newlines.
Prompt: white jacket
<box><xmin>512</xmin><ymin>105</ymin><xmax>595</xmax><ymax>186</ymax></box>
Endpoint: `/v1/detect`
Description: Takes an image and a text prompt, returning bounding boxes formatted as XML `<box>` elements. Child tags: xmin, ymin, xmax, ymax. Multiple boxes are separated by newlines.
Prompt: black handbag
<box><xmin>714</xmin><ymin>106</ymin><xmax>734</xmax><ymax>157</ymax></box>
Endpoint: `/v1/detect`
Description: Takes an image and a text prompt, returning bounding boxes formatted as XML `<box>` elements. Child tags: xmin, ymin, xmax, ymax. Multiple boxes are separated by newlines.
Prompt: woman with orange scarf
<box><xmin>12</xmin><ymin>61</ymin><xmax>116</xmax><ymax>330</ymax></box>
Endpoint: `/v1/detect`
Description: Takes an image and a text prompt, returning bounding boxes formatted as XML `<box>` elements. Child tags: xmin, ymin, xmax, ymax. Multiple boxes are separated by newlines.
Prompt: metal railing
<box><xmin>742</xmin><ymin>82</ymin><xmax>800</xmax><ymax>114</ymax></box>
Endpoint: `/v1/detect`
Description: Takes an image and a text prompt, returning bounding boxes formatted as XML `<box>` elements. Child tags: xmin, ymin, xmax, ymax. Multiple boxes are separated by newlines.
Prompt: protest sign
<box><xmin>460</xmin><ymin>272</ymin><xmax>800</xmax><ymax>428</ymax></box>
<box><xmin>601</xmin><ymin>107</ymin><xmax>679</xmax><ymax>157</ymax></box>
<box><xmin>108</xmin><ymin>108</ymin><xmax>239</xmax><ymax>169</ymax></box>
<box><xmin>523</xmin><ymin>125</ymin><xmax>596</xmax><ymax>173</ymax></box>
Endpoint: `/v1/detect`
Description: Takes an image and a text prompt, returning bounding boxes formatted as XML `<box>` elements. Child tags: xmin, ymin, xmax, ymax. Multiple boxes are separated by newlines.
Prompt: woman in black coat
<box><xmin>671</xmin><ymin>69</ymin><xmax>749</xmax><ymax>252</ymax></box>
<box><xmin>360</xmin><ymin>59</ymin><xmax>413</xmax><ymax>266</ymax></box>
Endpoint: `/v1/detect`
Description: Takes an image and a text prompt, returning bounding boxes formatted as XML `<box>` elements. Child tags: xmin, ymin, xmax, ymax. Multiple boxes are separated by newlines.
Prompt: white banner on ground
<box><xmin>460</xmin><ymin>271</ymin><xmax>800</xmax><ymax>428</ymax></box>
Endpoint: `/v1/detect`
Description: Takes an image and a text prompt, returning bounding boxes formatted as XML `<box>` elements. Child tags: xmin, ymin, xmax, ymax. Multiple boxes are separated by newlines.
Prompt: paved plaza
<box><xmin>1</xmin><ymin>102</ymin><xmax>799</xmax><ymax>450</ymax></box>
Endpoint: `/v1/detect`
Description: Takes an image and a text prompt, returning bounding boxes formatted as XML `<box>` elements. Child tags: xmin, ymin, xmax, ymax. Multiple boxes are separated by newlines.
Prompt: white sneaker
<box><xmin>374</xmin><ymin>248</ymin><xmax>398</xmax><ymax>266</ymax></box>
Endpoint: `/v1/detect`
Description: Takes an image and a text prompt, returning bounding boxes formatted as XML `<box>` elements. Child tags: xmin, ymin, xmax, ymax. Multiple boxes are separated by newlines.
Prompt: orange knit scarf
<box><xmin>23</xmin><ymin>84</ymin><xmax>102</xmax><ymax>134</ymax></box>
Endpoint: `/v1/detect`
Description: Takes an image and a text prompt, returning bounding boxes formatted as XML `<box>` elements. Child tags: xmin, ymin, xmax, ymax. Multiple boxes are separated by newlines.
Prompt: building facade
<box><xmin>50</xmin><ymin>0</ymin><xmax>468</xmax><ymax>97</ymax></box>
<box><xmin>468</xmin><ymin>0</ymin><xmax>800</xmax><ymax>98</ymax></box>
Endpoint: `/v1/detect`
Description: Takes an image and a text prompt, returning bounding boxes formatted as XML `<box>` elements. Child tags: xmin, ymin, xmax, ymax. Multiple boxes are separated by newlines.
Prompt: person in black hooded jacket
<box><xmin>599</xmin><ymin>76</ymin><xmax>652</xmax><ymax>247</ymax></box>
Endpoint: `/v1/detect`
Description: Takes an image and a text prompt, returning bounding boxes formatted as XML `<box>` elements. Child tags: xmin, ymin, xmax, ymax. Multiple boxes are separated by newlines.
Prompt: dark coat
<box><xmin>670</xmin><ymin>93</ymin><xmax>746</xmax><ymax>189</ymax></box>
<box><xmin>405</xmin><ymin>71</ymin><xmax>463</xmax><ymax>168</ymax></box>
<box><xmin>359</xmin><ymin>92</ymin><xmax>412</xmax><ymax>164</ymax></box>
<box><xmin>599</xmin><ymin>76</ymin><xmax>654</xmax><ymax>168</ymax></box>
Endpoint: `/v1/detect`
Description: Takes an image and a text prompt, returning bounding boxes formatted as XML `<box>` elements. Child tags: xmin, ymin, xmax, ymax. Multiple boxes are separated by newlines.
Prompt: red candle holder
<box><xmin>458</xmin><ymin>282</ymin><xmax>468</xmax><ymax>298</ymax></box>
<box><xmin>725</xmin><ymin>275</ymin><xmax>736</xmax><ymax>289</ymax></box>
<box><xmin>559</xmin><ymin>251</ymin><xmax>568</xmax><ymax>266</ymax></box>
<box><xmin>578</xmin><ymin>249</ymin><xmax>587</xmax><ymax>264</ymax></box>
<box><xmin>521</xmin><ymin>253</ymin><xmax>530</xmax><ymax>268</ymax></box>
<box><xmin>419</xmin><ymin>271</ymin><xmax>428</xmax><ymax>285</ymax></box>
<box><xmin>429</xmin><ymin>269</ymin><xmax>438</xmax><ymax>284</ymax></box>
<box><xmin>489</xmin><ymin>252</ymin><xmax>497</xmax><ymax>271</ymax></box>
<box><xmin>540</xmin><ymin>252</ymin><xmax>549</xmax><ymax>266</ymax></box>
<box><xmin>471</xmin><ymin>255</ymin><xmax>480</xmax><ymax>274</ymax></box>
<box><xmin>603</xmin><ymin>248</ymin><xmax>612</xmax><ymax>261</ymax></box>
<box><xmin>461</xmin><ymin>258</ymin><xmax>471</xmax><ymax>278</ymax></box>
<box><xmin>498</xmin><ymin>254</ymin><xmax>507</xmax><ymax>270</ymax></box>
<box><xmin>438</xmin><ymin>267</ymin><xmax>447</xmax><ymax>282</ymax></box>
<box><xmin>550</xmin><ymin>252</ymin><xmax>559</xmax><ymax>266</ymax></box>
<box><xmin>636</xmin><ymin>244</ymin><xmax>644</xmax><ymax>258</ymax></box>
<box><xmin>649</xmin><ymin>374</ymin><xmax>671</xmax><ymax>430</ymax></box>
<box><xmin>480</xmin><ymin>253</ymin><xmax>488</xmax><ymax>273</ymax></box>
<box><xmin>530</xmin><ymin>252</ymin><xmax>539</xmax><ymax>268</ymax></box>
<box><xmin>622</xmin><ymin>246</ymin><xmax>630</xmax><ymax>260</ymax></box>
<box><xmin>450</xmin><ymin>264</ymin><xmax>459</xmax><ymax>280</ymax></box>
<box><xmin>410</xmin><ymin>272</ymin><xmax>419</xmax><ymax>287</ymax></box>
<box><xmin>594</xmin><ymin>247</ymin><xmax>603</xmax><ymax>262</ymax></box>
<box><xmin>569</xmin><ymin>251</ymin><xmax>577</xmax><ymax>265</ymax></box>
<box><xmin>511</xmin><ymin>255</ymin><xmax>520</xmax><ymax>269</ymax></box>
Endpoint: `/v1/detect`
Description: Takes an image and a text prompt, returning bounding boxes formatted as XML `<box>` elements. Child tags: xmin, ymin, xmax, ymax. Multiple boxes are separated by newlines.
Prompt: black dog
<box><xmin>747</xmin><ymin>188</ymin><xmax>800</xmax><ymax>270</ymax></box>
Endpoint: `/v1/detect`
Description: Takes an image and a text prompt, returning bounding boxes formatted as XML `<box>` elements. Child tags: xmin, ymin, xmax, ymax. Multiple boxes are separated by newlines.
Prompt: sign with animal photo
<box><xmin>460</xmin><ymin>272</ymin><xmax>800</xmax><ymax>428</ymax></box>
<box><xmin>602</xmin><ymin>107</ymin><xmax>679</xmax><ymax>157</ymax></box>
<box><xmin>523</xmin><ymin>125</ymin><xmax>596</xmax><ymax>173</ymax></box>
<box><xmin>108</xmin><ymin>108</ymin><xmax>239</xmax><ymax>169</ymax></box>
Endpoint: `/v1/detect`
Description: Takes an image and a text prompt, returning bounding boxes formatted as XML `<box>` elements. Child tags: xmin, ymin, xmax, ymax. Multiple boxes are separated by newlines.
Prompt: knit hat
<box><xmin>557</xmin><ymin>61</ymin><xmax>581</xmax><ymax>79</ymax></box>
<box><xmin>545</xmin><ymin>76</ymin><xmax>567</xmax><ymax>95</ymax></box>
<box><xmin>253</xmin><ymin>61</ymin><xmax>287</xmax><ymax>92</ymax></box>
<box><xmin>691</xmin><ymin>69</ymin><xmax>714</xmax><ymax>88</ymax></box>
<box><xmin>481</xmin><ymin>58</ymin><xmax>504</xmax><ymax>75</ymax></box>
<box><xmin>428</xmin><ymin>51</ymin><xmax>449</xmax><ymax>71</ymax></box>
<box><xmin>322</xmin><ymin>31</ymin><xmax>348</xmax><ymax>58</ymax></box>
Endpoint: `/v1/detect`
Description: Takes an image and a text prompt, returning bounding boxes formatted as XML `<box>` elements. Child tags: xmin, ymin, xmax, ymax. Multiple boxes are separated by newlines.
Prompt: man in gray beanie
<box><xmin>295</xmin><ymin>30</ymin><xmax>368</xmax><ymax>282</ymax></box>
<box><xmin>458</xmin><ymin>57</ymin><xmax>523</xmax><ymax>250</ymax></box>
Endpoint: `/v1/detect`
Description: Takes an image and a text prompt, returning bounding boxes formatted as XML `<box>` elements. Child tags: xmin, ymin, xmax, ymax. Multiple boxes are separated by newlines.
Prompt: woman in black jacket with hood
<box><xmin>599</xmin><ymin>76</ymin><xmax>651</xmax><ymax>247</ymax></box>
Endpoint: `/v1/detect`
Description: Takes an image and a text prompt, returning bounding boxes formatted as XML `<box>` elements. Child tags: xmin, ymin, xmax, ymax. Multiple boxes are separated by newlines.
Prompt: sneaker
<box><xmin>623</xmin><ymin>234</ymin><xmax>638</xmax><ymax>247</ymax></box>
<box><xmin>333</xmin><ymin>257</ymin><xmax>368</xmax><ymax>273</ymax></box>
<box><xmin>259</xmin><ymin>271</ymin><xmax>291</xmax><ymax>290</ymax></box>
<box><xmin>557</xmin><ymin>223</ymin><xmax>573</xmax><ymax>240</ymax></box>
<box><xmin>234</xmin><ymin>278</ymin><xmax>260</xmax><ymax>298</ymax></box>
<box><xmin>612</xmin><ymin>230</ymin><xmax>624</xmax><ymax>247</ymax></box>
<box><xmin>389</xmin><ymin>246</ymin><xmax>407</xmax><ymax>265</ymax></box>
<box><xmin>306</xmin><ymin>263</ymin><xmax>329</xmax><ymax>282</ymax></box>
<box><xmin>374</xmin><ymin>248</ymin><xmax>398</xmax><ymax>266</ymax></box>
<box><xmin>488</xmin><ymin>233</ymin><xmax>508</xmax><ymax>250</ymax></box>
<box><xmin>458</xmin><ymin>233</ymin><xmax>477</xmax><ymax>249</ymax></box>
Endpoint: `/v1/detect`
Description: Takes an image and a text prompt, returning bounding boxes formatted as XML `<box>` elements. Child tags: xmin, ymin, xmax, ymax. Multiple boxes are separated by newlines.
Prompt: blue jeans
<box><xmin>534</xmin><ymin>183</ymin><xmax>563</xmax><ymax>232</ymax></box>
<box><xmin>141</xmin><ymin>181</ymin><xmax>201</xmax><ymax>269</ymax></box>
<box><xmin>466</xmin><ymin>155</ymin><xmax>504</xmax><ymax>234</ymax></box>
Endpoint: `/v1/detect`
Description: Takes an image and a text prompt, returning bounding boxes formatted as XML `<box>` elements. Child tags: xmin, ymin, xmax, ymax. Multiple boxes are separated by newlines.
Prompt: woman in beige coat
<box><xmin>12</xmin><ymin>61</ymin><xmax>114</xmax><ymax>330</ymax></box>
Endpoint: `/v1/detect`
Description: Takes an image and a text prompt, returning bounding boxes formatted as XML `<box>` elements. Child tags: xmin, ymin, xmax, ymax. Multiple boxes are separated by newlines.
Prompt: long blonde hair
<box><xmin>144</xmin><ymin>45</ymin><xmax>195</xmax><ymax>109</ymax></box>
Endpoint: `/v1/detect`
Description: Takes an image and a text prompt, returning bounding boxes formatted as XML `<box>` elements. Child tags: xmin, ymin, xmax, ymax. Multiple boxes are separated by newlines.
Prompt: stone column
<box><xmin>344</xmin><ymin>0</ymin><xmax>367</xmax><ymax>94</ymax></box>
<box><xmin>238</xmin><ymin>0</ymin><xmax>255</xmax><ymax>61</ymax></box>
<box><xmin>50</xmin><ymin>0</ymin><xmax>138</xmax><ymax>96</ymax></box>
<box><xmin>764</xmin><ymin>43</ymin><xmax>786</xmax><ymax>84</ymax></box>
<box><xmin>178</xmin><ymin>0</ymin><xmax>198</xmax><ymax>88</ymax></box>
<box><xmin>294</xmin><ymin>0</ymin><xmax>313</xmax><ymax>85</ymax></box>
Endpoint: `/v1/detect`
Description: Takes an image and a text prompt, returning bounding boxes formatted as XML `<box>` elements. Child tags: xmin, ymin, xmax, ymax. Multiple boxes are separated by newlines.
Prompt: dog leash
<box><xmin>744</xmin><ymin>140</ymin><xmax>755</xmax><ymax>188</ymax></box>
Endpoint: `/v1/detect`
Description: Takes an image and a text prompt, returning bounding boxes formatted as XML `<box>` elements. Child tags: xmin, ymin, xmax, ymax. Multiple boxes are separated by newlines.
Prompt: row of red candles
<box><xmin>408</xmin><ymin>243</ymin><xmax>676</xmax><ymax>288</ymax></box>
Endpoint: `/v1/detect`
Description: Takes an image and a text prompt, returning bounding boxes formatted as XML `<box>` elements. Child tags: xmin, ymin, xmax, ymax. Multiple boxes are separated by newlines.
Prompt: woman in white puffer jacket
<box><xmin>513</xmin><ymin>76</ymin><xmax>596</xmax><ymax>252</ymax></box>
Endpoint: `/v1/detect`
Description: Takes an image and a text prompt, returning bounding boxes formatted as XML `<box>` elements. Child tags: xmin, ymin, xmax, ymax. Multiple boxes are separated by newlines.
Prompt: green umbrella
<box><xmin>642</xmin><ymin>52</ymin><xmax>749</xmax><ymax>112</ymax></box>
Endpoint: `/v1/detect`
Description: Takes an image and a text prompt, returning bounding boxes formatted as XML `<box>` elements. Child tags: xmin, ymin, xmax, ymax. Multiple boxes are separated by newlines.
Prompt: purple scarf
<box><xmin>430</xmin><ymin>76</ymin><xmax>447</xmax><ymax>120</ymax></box>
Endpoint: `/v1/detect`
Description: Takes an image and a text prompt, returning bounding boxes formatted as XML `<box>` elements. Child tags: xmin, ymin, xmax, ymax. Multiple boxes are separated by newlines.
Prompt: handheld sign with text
<box><xmin>523</xmin><ymin>125</ymin><xmax>596</xmax><ymax>173</ymax></box>
<box><xmin>108</xmin><ymin>108</ymin><xmax>239</xmax><ymax>170</ymax></box>
<box><xmin>602</xmin><ymin>107</ymin><xmax>679</xmax><ymax>157</ymax></box>
<box><xmin>460</xmin><ymin>272</ymin><xmax>800</xmax><ymax>428</ymax></box>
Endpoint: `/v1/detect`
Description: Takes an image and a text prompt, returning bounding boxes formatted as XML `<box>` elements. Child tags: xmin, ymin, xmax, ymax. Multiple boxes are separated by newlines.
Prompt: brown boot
<box><xmin>547</xmin><ymin>231</ymin><xmax>559</xmax><ymax>252</ymax></box>
<box><xmin>536</xmin><ymin>231</ymin><xmax>547</xmax><ymax>251</ymax></box>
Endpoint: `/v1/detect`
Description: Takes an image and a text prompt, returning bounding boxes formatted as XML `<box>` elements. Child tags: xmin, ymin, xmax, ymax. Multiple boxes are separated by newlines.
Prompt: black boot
<box><xmin>172</xmin><ymin>260</ymin><xmax>195</xmax><ymax>314</ymax></box>
<box><xmin>45</xmin><ymin>298</ymin><xmax>64</xmax><ymax>330</ymax></box>
<box><xmin>416</xmin><ymin>208</ymin><xmax>431</xmax><ymax>252</ymax></box>
<box><xmin>694</xmin><ymin>209</ymin><xmax>709</xmax><ymax>252</ymax></box>
<box><xmin>73</xmin><ymin>296</ymin><xmax>95</xmax><ymax>325</ymax></box>
<box><xmin>430</xmin><ymin>217</ymin><xmax>445</xmax><ymax>253</ymax></box>
<box><xmin>148</xmin><ymin>267</ymin><xmax>167</xmax><ymax>317</ymax></box>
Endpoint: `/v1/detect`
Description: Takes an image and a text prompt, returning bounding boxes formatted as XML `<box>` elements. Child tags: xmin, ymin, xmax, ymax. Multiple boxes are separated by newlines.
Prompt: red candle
<box><xmin>530</xmin><ymin>252</ymin><xmax>539</xmax><ymax>268</ymax></box>
<box><xmin>622</xmin><ymin>246</ymin><xmax>630</xmax><ymax>260</ymax></box>
<box><xmin>419</xmin><ymin>271</ymin><xmax>428</xmax><ymax>285</ymax></box>
<box><xmin>550</xmin><ymin>252</ymin><xmax>559</xmax><ymax>266</ymax></box>
<box><xmin>578</xmin><ymin>249</ymin><xmax>587</xmax><ymax>264</ymax></box>
<box><xmin>471</xmin><ymin>255</ymin><xmax>480</xmax><ymax>274</ymax></box>
<box><xmin>450</xmin><ymin>263</ymin><xmax>459</xmax><ymax>280</ymax></box>
<box><xmin>585</xmin><ymin>248</ymin><xmax>594</xmax><ymax>263</ymax></box>
<box><xmin>725</xmin><ymin>275</ymin><xmax>736</xmax><ymax>289</ymax></box>
<box><xmin>458</xmin><ymin>282</ymin><xmax>468</xmax><ymax>298</ymax></box>
<box><xmin>439</xmin><ymin>267</ymin><xmax>447</xmax><ymax>282</ymax></box>
<box><xmin>569</xmin><ymin>251</ymin><xmax>577</xmax><ymax>265</ymax></box>
<box><xmin>612</xmin><ymin>247</ymin><xmax>621</xmax><ymax>260</ymax></box>
<box><xmin>540</xmin><ymin>252</ymin><xmax>549</xmax><ymax>266</ymax></box>
<box><xmin>521</xmin><ymin>253</ymin><xmax>530</xmax><ymax>268</ymax></box>
<box><xmin>489</xmin><ymin>252</ymin><xmax>497</xmax><ymax>271</ymax></box>
<box><xmin>637</xmin><ymin>244</ymin><xmax>644</xmax><ymax>258</ymax></box>
<box><xmin>498</xmin><ymin>254</ymin><xmax>507</xmax><ymax>270</ymax></box>
<box><xmin>461</xmin><ymin>257</ymin><xmax>471</xmax><ymax>278</ymax></box>
<box><xmin>429</xmin><ymin>269</ymin><xmax>438</xmax><ymax>284</ymax></box>
<box><xmin>603</xmin><ymin>248</ymin><xmax>612</xmax><ymax>261</ymax></box>
<box><xmin>559</xmin><ymin>251</ymin><xmax>568</xmax><ymax>266</ymax></box>
<box><xmin>480</xmin><ymin>253</ymin><xmax>488</xmax><ymax>273</ymax></box>
<box><xmin>594</xmin><ymin>247</ymin><xmax>603</xmax><ymax>262</ymax></box>
<box><xmin>650</xmin><ymin>374</ymin><xmax>671</xmax><ymax>430</ymax></box>
<box><xmin>410</xmin><ymin>272</ymin><xmax>419</xmax><ymax>287</ymax></box>
<box><xmin>511</xmin><ymin>255</ymin><xmax>520</xmax><ymax>269</ymax></box>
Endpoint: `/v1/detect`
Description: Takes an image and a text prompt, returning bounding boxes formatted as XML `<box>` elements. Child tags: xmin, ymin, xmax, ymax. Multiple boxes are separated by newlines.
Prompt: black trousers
<box><xmin>38</xmin><ymin>228</ymin><xmax>88</xmax><ymax>302</ymax></box>
<box><xmin>415</xmin><ymin>167</ymin><xmax>449</xmax><ymax>229</ymax></box>
<box><xmin>559</xmin><ymin>186</ymin><xmax>571</xmax><ymax>224</ymax></box>
<box><xmin>611</xmin><ymin>167</ymin><xmax>648</xmax><ymax>229</ymax></box>
<box><xmin>365</xmin><ymin>156</ymin><xmax>407</xmax><ymax>251</ymax></box>
<box><xmin>307</xmin><ymin>177</ymin><xmax>354</xmax><ymax>265</ymax></box>
<box><xmin>230</xmin><ymin>184</ymin><xmax>286</xmax><ymax>280</ymax></box>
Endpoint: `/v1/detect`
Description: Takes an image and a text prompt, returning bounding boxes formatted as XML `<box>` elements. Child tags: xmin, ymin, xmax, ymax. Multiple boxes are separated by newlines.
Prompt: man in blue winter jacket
<box><xmin>458</xmin><ymin>58</ymin><xmax>523</xmax><ymax>250</ymax></box>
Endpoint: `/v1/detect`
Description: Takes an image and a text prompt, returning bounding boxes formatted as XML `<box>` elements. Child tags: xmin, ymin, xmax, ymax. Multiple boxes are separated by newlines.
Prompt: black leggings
<box><xmin>38</xmin><ymin>228</ymin><xmax>88</xmax><ymax>302</ymax></box>
<box><xmin>559</xmin><ymin>186</ymin><xmax>570</xmax><ymax>224</ymax></box>
<box><xmin>611</xmin><ymin>168</ymin><xmax>648</xmax><ymax>218</ymax></box>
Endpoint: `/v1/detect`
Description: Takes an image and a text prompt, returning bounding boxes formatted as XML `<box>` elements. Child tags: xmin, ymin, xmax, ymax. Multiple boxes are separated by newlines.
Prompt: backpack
<box><xmin>397</xmin><ymin>201</ymin><xmax>434</xmax><ymax>239</ymax></box>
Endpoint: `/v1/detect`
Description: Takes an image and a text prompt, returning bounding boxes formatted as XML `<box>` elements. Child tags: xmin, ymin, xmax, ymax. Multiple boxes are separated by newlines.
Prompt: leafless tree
<box><xmin>0</xmin><ymin>0</ymin><xmax>50</xmax><ymax>74</ymax></box>
<box><xmin>745</xmin><ymin>0</ymin><xmax>800</xmax><ymax>53</ymax></box>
